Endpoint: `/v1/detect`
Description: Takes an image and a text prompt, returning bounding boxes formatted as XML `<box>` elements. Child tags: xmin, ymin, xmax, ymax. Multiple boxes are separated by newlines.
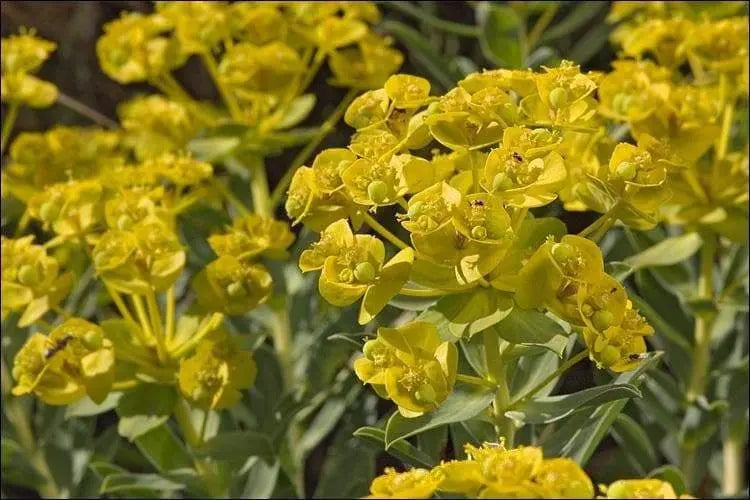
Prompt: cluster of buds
<box><xmin>0</xmin><ymin>30</ymin><xmax>57</xmax><ymax>108</ymax></box>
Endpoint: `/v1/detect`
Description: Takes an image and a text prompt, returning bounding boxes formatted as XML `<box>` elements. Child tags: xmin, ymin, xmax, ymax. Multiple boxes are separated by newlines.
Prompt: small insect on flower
<box><xmin>43</xmin><ymin>333</ymin><xmax>74</xmax><ymax>359</ymax></box>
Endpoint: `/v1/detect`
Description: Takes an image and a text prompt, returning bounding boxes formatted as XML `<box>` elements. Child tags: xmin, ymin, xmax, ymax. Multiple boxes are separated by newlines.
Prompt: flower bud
<box><xmin>17</xmin><ymin>264</ymin><xmax>40</xmax><ymax>286</ymax></box>
<box><xmin>414</xmin><ymin>383</ymin><xmax>437</xmax><ymax>403</ymax></box>
<box><xmin>614</xmin><ymin>161</ymin><xmax>637</xmax><ymax>181</ymax></box>
<box><xmin>367</xmin><ymin>180</ymin><xmax>389</xmax><ymax>204</ymax></box>
<box><xmin>592</xmin><ymin>310</ymin><xmax>615</xmax><ymax>331</ymax></box>
<box><xmin>354</xmin><ymin>261</ymin><xmax>376</xmax><ymax>283</ymax></box>
<box><xmin>226</xmin><ymin>281</ymin><xmax>247</xmax><ymax>298</ymax></box>
<box><xmin>549</xmin><ymin>87</ymin><xmax>569</xmax><ymax>109</ymax></box>
<box><xmin>471</xmin><ymin>225</ymin><xmax>488</xmax><ymax>240</ymax></box>
<box><xmin>492</xmin><ymin>172</ymin><xmax>512</xmax><ymax>192</ymax></box>
<box><xmin>551</xmin><ymin>242</ymin><xmax>576</xmax><ymax>263</ymax></box>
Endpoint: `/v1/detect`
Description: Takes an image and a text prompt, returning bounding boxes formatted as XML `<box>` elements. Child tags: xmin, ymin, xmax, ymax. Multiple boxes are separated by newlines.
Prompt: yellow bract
<box><xmin>353</xmin><ymin>321</ymin><xmax>457</xmax><ymax>416</ymax></box>
<box><xmin>1</xmin><ymin>31</ymin><xmax>58</xmax><ymax>108</ymax></box>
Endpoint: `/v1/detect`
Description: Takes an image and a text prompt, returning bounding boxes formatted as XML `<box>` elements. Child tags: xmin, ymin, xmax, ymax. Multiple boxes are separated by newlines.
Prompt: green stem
<box><xmin>508</xmin><ymin>350</ymin><xmax>588</xmax><ymax>408</ymax></box>
<box><xmin>1</xmin><ymin>358</ymin><xmax>59</xmax><ymax>498</ymax></box>
<box><xmin>722</xmin><ymin>423</ymin><xmax>746</xmax><ymax>495</ymax></box>
<box><xmin>170</xmin><ymin>313</ymin><xmax>224</xmax><ymax>359</ymax></box>
<box><xmin>250</xmin><ymin>157</ymin><xmax>271</xmax><ymax>217</ymax></box>
<box><xmin>526</xmin><ymin>3</ymin><xmax>559</xmax><ymax>51</ymax></box>
<box><xmin>456</xmin><ymin>373</ymin><xmax>495</xmax><ymax>388</ymax></box>
<box><xmin>174</xmin><ymin>398</ymin><xmax>201</xmax><ymax>448</ymax></box>
<box><xmin>386</xmin><ymin>1</ymin><xmax>480</xmax><ymax>37</ymax></box>
<box><xmin>398</xmin><ymin>287</ymin><xmax>451</xmax><ymax>298</ymax></box>
<box><xmin>361</xmin><ymin>212</ymin><xmax>409</xmax><ymax>250</ymax></box>
<box><xmin>211</xmin><ymin>178</ymin><xmax>251</xmax><ymax>217</ymax></box>
<box><xmin>1</xmin><ymin>102</ymin><xmax>20</xmax><ymax>154</ymax></box>
<box><xmin>270</xmin><ymin>302</ymin><xmax>294</xmax><ymax>388</ymax></box>
<box><xmin>145</xmin><ymin>289</ymin><xmax>168</xmax><ymax>363</ymax></box>
<box><xmin>269</xmin><ymin>88</ymin><xmax>358</xmax><ymax>208</ymax></box>
<box><xmin>579</xmin><ymin>203</ymin><xmax>620</xmax><ymax>240</ymax></box>
<box><xmin>56</xmin><ymin>91</ymin><xmax>118</xmax><ymax>129</ymax></box>
<box><xmin>483</xmin><ymin>330</ymin><xmax>514</xmax><ymax>447</ymax></box>
<box><xmin>200</xmin><ymin>52</ymin><xmax>243</xmax><ymax>122</ymax></box>
<box><xmin>687</xmin><ymin>234</ymin><xmax>716</xmax><ymax>401</ymax></box>
<box><xmin>165</xmin><ymin>286</ymin><xmax>175</xmax><ymax>345</ymax></box>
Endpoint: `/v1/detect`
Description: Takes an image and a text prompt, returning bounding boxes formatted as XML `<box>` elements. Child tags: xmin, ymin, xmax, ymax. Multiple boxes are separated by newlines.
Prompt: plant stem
<box><xmin>165</xmin><ymin>286</ymin><xmax>175</xmax><ymax>344</ymax></box>
<box><xmin>56</xmin><ymin>91</ymin><xmax>118</xmax><ymax>129</ymax></box>
<box><xmin>269</xmin><ymin>88</ymin><xmax>359</xmax><ymax>207</ymax></box>
<box><xmin>170</xmin><ymin>313</ymin><xmax>224</xmax><ymax>359</ymax></box>
<box><xmin>508</xmin><ymin>350</ymin><xmax>588</xmax><ymax>408</ymax></box>
<box><xmin>1</xmin><ymin>102</ymin><xmax>20</xmax><ymax>154</ymax></box>
<box><xmin>687</xmin><ymin>233</ymin><xmax>716</xmax><ymax>401</ymax></box>
<box><xmin>456</xmin><ymin>373</ymin><xmax>495</xmax><ymax>388</ymax></box>
<box><xmin>398</xmin><ymin>287</ymin><xmax>451</xmax><ymax>298</ymax></box>
<box><xmin>579</xmin><ymin>203</ymin><xmax>620</xmax><ymax>240</ymax></box>
<box><xmin>270</xmin><ymin>301</ymin><xmax>294</xmax><ymax>388</ymax></box>
<box><xmin>385</xmin><ymin>1</ymin><xmax>480</xmax><ymax>37</ymax></box>
<box><xmin>526</xmin><ymin>3</ymin><xmax>559</xmax><ymax>51</ymax></box>
<box><xmin>174</xmin><ymin>398</ymin><xmax>201</xmax><ymax>448</ymax></box>
<box><xmin>483</xmin><ymin>330</ymin><xmax>514</xmax><ymax>447</ymax></box>
<box><xmin>102</xmin><ymin>282</ymin><xmax>136</xmax><ymax>326</ymax></box>
<box><xmin>200</xmin><ymin>52</ymin><xmax>243</xmax><ymax>122</ymax></box>
<box><xmin>250</xmin><ymin>157</ymin><xmax>271</xmax><ymax>217</ymax></box>
<box><xmin>1</xmin><ymin>358</ymin><xmax>59</xmax><ymax>498</ymax></box>
<box><xmin>145</xmin><ymin>289</ymin><xmax>168</xmax><ymax>363</ymax></box>
<box><xmin>211</xmin><ymin>178</ymin><xmax>250</xmax><ymax>217</ymax></box>
<box><xmin>361</xmin><ymin>212</ymin><xmax>409</xmax><ymax>250</ymax></box>
<box><xmin>722</xmin><ymin>425</ymin><xmax>746</xmax><ymax>495</ymax></box>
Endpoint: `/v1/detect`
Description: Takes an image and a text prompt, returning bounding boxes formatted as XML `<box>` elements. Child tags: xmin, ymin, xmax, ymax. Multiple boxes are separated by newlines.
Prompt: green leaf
<box><xmin>506</xmin><ymin>384</ymin><xmax>641</xmax><ymax>424</ymax></box>
<box><xmin>133</xmin><ymin>425</ymin><xmax>193</xmax><ymax>472</ymax></box>
<box><xmin>384</xmin><ymin>383</ymin><xmax>495</xmax><ymax>448</ymax></box>
<box><xmin>539</xmin><ymin>2</ymin><xmax>607</xmax><ymax>42</ymax></box>
<box><xmin>629</xmin><ymin>294</ymin><xmax>692</xmax><ymax>352</ymax></box>
<box><xmin>196</xmin><ymin>431</ymin><xmax>274</xmax><ymax>462</ymax></box>
<box><xmin>679</xmin><ymin>398</ymin><xmax>728</xmax><ymax>450</ymax></box>
<box><xmin>568</xmin><ymin>22</ymin><xmax>611</xmax><ymax>64</ymax></box>
<box><xmin>388</xmin><ymin>294</ymin><xmax>439</xmax><ymax>311</ymax></box>
<box><xmin>275</xmin><ymin>94</ymin><xmax>316</xmax><ymax>130</ymax></box>
<box><xmin>418</xmin><ymin>289</ymin><xmax>513</xmax><ymax>341</ymax></box>
<box><xmin>611</xmin><ymin>413</ymin><xmax>659</xmax><ymax>474</ymax></box>
<box><xmin>65</xmin><ymin>393</ymin><xmax>121</xmax><ymax>419</ymax></box>
<box><xmin>492</xmin><ymin>308</ymin><xmax>569</xmax><ymax>347</ymax></box>
<box><xmin>542</xmin><ymin>352</ymin><xmax>662</xmax><ymax>465</ymax></box>
<box><xmin>354</xmin><ymin>427</ymin><xmax>435</xmax><ymax>468</ymax></box>
<box><xmin>116</xmin><ymin>384</ymin><xmax>177</xmax><ymax>441</ymax></box>
<box><xmin>242</xmin><ymin>458</ymin><xmax>280</xmax><ymax>499</ymax></box>
<box><xmin>479</xmin><ymin>4</ymin><xmax>523</xmax><ymax>67</ymax></box>
<box><xmin>188</xmin><ymin>136</ymin><xmax>241</xmax><ymax>162</ymax></box>
<box><xmin>624</xmin><ymin>233</ymin><xmax>703</xmax><ymax>271</ymax></box>
<box><xmin>417</xmin><ymin>425</ymin><xmax>448</xmax><ymax>464</ymax></box>
<box><xmin>381</xmin><ymin>20</ymin><xmax>461</xmax><ymax>91</ymax></box>
<box><xmin>509</xmin><ymin>347</ymin><xmax>563</xmax><ymax>399</ymax></box>
<box><xmin>100</xmin><ymin>472</ymin><xmax>184</xmax><ymax>495</ymax></box>
<box><xmin>648</xmin><ymin>465</ymin><xmax>688</xmax><ymax>497</ymax></box>
<box><xmin>299</xmin><ymin>377</ymin><xmax>362</xmax><ymax>454</ymax></box>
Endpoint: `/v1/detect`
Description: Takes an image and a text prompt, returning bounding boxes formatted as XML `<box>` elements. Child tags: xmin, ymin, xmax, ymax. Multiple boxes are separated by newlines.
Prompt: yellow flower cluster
<box><xmin>1</xmin><ymin>30</ymin><xmax>58</xmax><ymax>108</ymax></box>
<box><xmin>367</xmin><ymin>442</ymin><xmax>693</xmax><ymax>499</ymax></box>
<box><xmin>96</xmin><ymin>1</ymin><xmax>400</xmax><ymax>127</ymax></box>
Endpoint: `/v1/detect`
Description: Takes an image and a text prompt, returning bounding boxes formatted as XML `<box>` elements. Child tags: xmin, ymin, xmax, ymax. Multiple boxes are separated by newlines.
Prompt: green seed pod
<box><xmin>362</xmin><ymin>339</ymin><xmax>379</xmax><ymax>359</ymax></box>
<box><xmin>414</xmin><ymin>382</ymin><xmax>436</xmax><ymax>403</ymax></box>
<box><xmin>615</xmin><ymin>161</ymin><xmax>637</xmax><ymax>181</ymax></box>
<box><xmin>354</xmin><ymin>261</ymin><xmax>376</xmax><ymax>283</ymax></box>
<box><xmin>600</xmin><ymin>344</ymin><xmax>621</xmax><ymax>367</ymax></box>
<box><xmin>367</xmin><ymin>180</ymin><xmax>389</xmax><ymax>204</ymax></box>
<box><xmin>551</xmin><ymin>242</ymin><xmax>576</xmax><ymax>263</ymax></box>
<box><xmin>592</xmin><ymin>310</ymin><xmax>615</xmax><ymax>331</ymax></box>
<box><xmin>226</xmin><ymin>281</ymin><xmax>247</xmax><ymax>298</ymax></box>
<box><xmin>471</xmin><ymin>225</ymin><xmax>488</xmax><ymax>240</ymax></box>
<box><xmin>549</xmin><ymin>87</ymin><xmax>569</xmax><ymax>109</ymax></box>
<box><xmin>492</xmin><ymin>172</ymin><xmax>512</xmax><ymax>192</ymax></box>
<box><xmin>17</xmin><ymin>264</ymin><xmax>41</xmax><ymax>286</ymax></box>
<box><xmin>81</xmin><ymin>329</ymin><xmax>103</xmax><ymax>351</ymax></box>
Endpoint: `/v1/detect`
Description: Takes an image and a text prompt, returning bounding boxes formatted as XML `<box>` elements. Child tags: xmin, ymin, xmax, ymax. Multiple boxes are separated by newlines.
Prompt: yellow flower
<box><xmin>303</xmin><ymin>219</ymin><xmax>414</xmax><ymax>324</ymax></box>
<box><xmin>598</xmin><ymin>60</ymin><xmax>672</xmax><ymax>124</ymax></box>
<box><xmin>103</xmin><ymin>187</ymin><xmax>167</xmax><ymax>231</ymax></box>
<box><xmin>194</xmin><ymin>256</ymin><xmax>273</xmax><ymax>315</ymax></box>
<box><xmin>531</xmin><ymin>458</ymin><xmax>594</xmax><ymax>498</ymax></box>
<box><xmin>345</xmin><ymin>89</ymin><xmax>390</xmax><ymax>129</ymax></box>
<box><xmin>603</xmin><ymin>479</ymin><xmax>678</xmax><ymax>499</ymax></box>
<box><xmin>384</xmin><ymin>74</ymin><xmax>431</xmax><ymax>109</ymax></box>
<box><xmin>329</xmin><ymin>35</ymin><xmax>404</xmax><ymax>90</ymax></box>
<box><xmin>285</xmin><ymin>165</ymin><xmax>352</xmax><ymax>231</ymax></box>
<box><xmin>1</xmin><ymin>72</ymin><xmax>57</xmax><ymax>108</ymax></box>
<box><xmin>178</xmin><ymin>329</ymin><xmax>256</xmax><ymax>410</ymax></box>
<box><xmin>96</xmin><ymin>12</ymin><xmax>186</xmax><ymax>84</ymax></box>
<box><xmin>12</xmin><ymin>318</ymin><xmax>115</xmax><ymax>405</ymax></box>
<box><xmin>93</xmin><ymin>217</ymin><xmax>186</xmax><ymax>294</ymax></box>
<box><xmin>520</xmin><ymin>60</ymin><xmax>599</xmax><ymax>126</ymax></box>
<box><xmin>1</xmin><ymin>31</ymin><xmax>56</xmax><ymax>74</ymax></box>
<box><xmin>118</xmin><ymin>95</ymin><xmax>207</xmax><ymax>160</ymax></box>
<box><xmin>4</xmin><ymin>126</ymin><xmax>121</xmax><ymax>202</ymax></box>
<box><xmin>28</xmin><ymin>180</ymin><xmax>104</xmax><ymax>237</ymax></box>
<box><xmin>483</xmin><ymin>127</ymin><xmax>567</xmax><ymax>208</ymax></box>
<box><xmin>1</xmin><ymin>236</ymin><xmax>74</xmax><ymax>327</ymax></box>
<box><xmin>142</xmin><ymin>151</ymin><xmax>213</xmax><ymax>187</ymax></box>
<box><xmin>353</xmin><ymin>321</ymin><xmax>457</xmax><ymax>416</ymax></box>
<box><xmin>228</xmin><ymin>3</ymin><xmax>286</xmax><ymax>45</ymax></box>
<box><xmin>583</xmin><ymin>301</ymin><xmax>653</xmax><ymax>373</ymax></box>
<box><xmin>208</xmin><ymin>214</ymin><xmax>295</xmax><ymax>260</ymax></box>
<box><xmin>341</xmin><ymin>155</ymin><xmax>409</xmax><ymax>207</ymax></box>
<box><xmin>156</xmin><ymin>1</ymin><xmax>231</xmax><ymax>55</ymax></box>
<box><xmin>366</xmin><ymin>467</ymin><xmax>440</xmax><ymax>499</ymax></box>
